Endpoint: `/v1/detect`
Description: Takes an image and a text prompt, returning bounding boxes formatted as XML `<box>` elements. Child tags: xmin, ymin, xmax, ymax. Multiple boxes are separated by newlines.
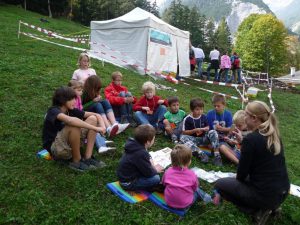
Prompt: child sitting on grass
<box><xmin>133</xmin><ymin>81</ymin><xmax>167</xmax><ymax>133</ymax></box>
<box><xmin>162</xmin><ymin>96</ymin><xmax>186</xmax><ymax>143</ymax></box>
<box><xmin>68</xmin><ymin>80</ymin><xmax>115</xmax><ymax>154</ymax></box>
<box><xmin>117</xmin><ymin>124</ymin><xmax>164</xmax><ymax>191</ymax></box>
<box><xmin>104</xmin><ymin>71</ymin><xmax>137</xmax><ymax>126</ymax></box>
<box><xmin>42</xmin><ymin>86</ymin><xmax>106</xmax><ymax>172</ymax></box>
<box><xmin>72</xmin><ymin>52</ymin><xmax>96</xmax><ymax>84</ymax></box>
<box><xmin>162</xmin><ymin>144</ymin><xmax>220</xmax><ymax>209</ymax></box>
<box><xmin>180</xmin><ymin>98</ymin><xmax>219</xmax><ymax>164</ymax></box>
<box><xmin>219</xmin><ymin>110</ymin><xmax>249</xmax><ymax>165</ymax></box>
<box><xmin>82</xmin><ymin>75</ymin><xmax>129</xmax><ymax>138</ymax></box>
<box><xmin>206</xmin><ymin>94</ymin><xmax>233</xmax><ymax>166</ymax></box>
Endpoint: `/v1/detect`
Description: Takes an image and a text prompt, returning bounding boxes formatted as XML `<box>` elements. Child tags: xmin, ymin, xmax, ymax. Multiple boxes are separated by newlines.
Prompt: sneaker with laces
<box><xmin>117</xmin><ymin>123</ymin><xmax>130</xmax><ymax>134</ymax></box>
<box><xmin>213</xmin><ymin>155</ymin><xmax>223</xmax><ymax>166</ymax></box>
<box><xmin>68</xmin><ymin>160</ymin><xmax>90</xmax><ymax>172</ymax></box>
<box><xmin>171</xmin><ymin>134</ymin><xmax>178</xmax><ymax>144</ymax></box>
<box><xmin>98</xmin><ymin>146</ymin><xmax>116</xmax><ymax>154</ymax></box>
<box><xmin>107</xmin><ymin>124</ymin><xmax>118</xmax><ymax>138</ymax></box>
<box><xmin>84</xmin><ymin>157</ymin><xmax>106</xmax><ymax>169</ymax></box>
<box><xmin>105</xmin><ymin>140</ymin><xmax>114</xmax><ymax>145</ymax></box>
<box><xmin>198</xmin><ymin>151</ymin><xmax>209</xmax><ymax>163</ymax></box>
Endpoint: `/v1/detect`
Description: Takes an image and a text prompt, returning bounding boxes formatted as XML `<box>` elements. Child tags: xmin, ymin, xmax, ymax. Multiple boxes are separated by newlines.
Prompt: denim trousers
<box><xmin>134</xmin><ymin>105</ymin><xmax>167</xmax><ymax>128</ymax></box>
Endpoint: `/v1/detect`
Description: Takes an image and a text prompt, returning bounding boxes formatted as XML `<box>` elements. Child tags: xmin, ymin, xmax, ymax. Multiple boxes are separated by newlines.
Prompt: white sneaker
<box><xmin>105</xmin><ymin>140</ymin><xmax>114</xmax><ymax>145</ymax></box>
<box><xmin>117</xmin><ymin>123</ymin><xmax>130</xmax><ymax>134</ymax></box>
<box><xmin>107</xmin><ymin>124</ymin><xmax>118</xmax><ymax>138</ymax></box>
<box><xmin>98</xmin><ymin>146</ymin><xmax>116</xmax><ymax>154</ymax></box>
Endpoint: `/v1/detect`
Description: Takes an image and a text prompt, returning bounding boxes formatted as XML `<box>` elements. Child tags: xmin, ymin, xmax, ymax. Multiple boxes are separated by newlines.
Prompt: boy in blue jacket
<box><xmin>117</xmin><ymin>124</ymin><xmax>164</xmax><ymax>191</ymax></box>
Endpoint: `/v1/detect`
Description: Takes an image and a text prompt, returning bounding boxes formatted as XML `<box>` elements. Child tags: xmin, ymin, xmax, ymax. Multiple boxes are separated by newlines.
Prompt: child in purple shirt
<box><xmin>162</xmin><ymin>144</ymin><xmax>220</xmax><ymax>209</ymax></box>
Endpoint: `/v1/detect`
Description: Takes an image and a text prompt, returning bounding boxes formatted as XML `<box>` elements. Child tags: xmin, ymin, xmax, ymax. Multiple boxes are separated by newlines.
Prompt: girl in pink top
<box><xmin>162</xmin><ymin>144</ymin><xmax>220</xmax><ymax>209</ymax></box>
<box><xmin>68</xmin><ymin>80</ymin><xmax>83</xmax><ymax>110</ymax></box>
<box><xmin>218</xmin><ymin>52</ymin><xmax>231</xmax><ymax>83</ymax></box>
<box><xmin>72</xmin><ymin>52</ymin><xmax>97</xmax><ymax>84</ymax></box>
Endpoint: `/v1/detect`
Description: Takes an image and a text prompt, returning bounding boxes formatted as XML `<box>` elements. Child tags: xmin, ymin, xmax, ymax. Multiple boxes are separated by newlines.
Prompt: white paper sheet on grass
<box><xmin>149</xmin><ymin>147</ymin><xmax>172</xmax><ymax>169</ymax></box>
<box><xmin>191</xmin><ymin>167</ymin><xmax>236</xmax><ymax>183</ymax></box>
<box><xmin>290</xmin><ymin>184</ymin><xmax>300</xmax><ymax>198</ymax></box>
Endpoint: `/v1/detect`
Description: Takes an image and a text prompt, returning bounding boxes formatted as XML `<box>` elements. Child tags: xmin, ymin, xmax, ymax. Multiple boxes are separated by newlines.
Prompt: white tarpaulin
<box><xmin>90</xmin><ymin>7</ymin><xmax>190</xmax><ymax>77</ymax></box>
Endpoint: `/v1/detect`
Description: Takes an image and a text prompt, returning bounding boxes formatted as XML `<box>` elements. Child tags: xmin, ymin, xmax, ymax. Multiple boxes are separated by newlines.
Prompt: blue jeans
<box><xmin>86</xmin><ymin>99</ymin><xmax>113</xmax><ymax>115</ymax></box>
<box><xmin>95</xmin><ymin>133</ymin><xmax>106</xmax><ymax>149</ymax></box>
<box><xmin>120</xmin><ymin>175</ymin><xmax>160</xmax><ymax>191</ymax></box>
<box><xmin>179</xmin><ymin>188</ymin><xmax>212</xmax><ymax>210</ymax></box>
<box><xmin>180</xmin><ymin>130</ymin><xmax>219</xmax><ymax>152</ymax></box>
<box><xmin>112</xmin><ymin>92</ymin><xmax>133</xmax><ymax>121</ymax></box>
<box><xmin>134</xmin><ymin>105</ymin><xmax>167</xmax><ymax>128</ymax></box>
<box><xmin>196</xmin><ymin>58</ymin><xmax>203</xmax><ymax>77</ymax></box>
<box><xmin>218</xmin><ymin>68</ymin><xmax>230</xmax><ymax>82</ymax></box>
<box><xmin>231</xmin><ymin>68</ymin><xmax>242</xmax><ymax>83</ymax></box>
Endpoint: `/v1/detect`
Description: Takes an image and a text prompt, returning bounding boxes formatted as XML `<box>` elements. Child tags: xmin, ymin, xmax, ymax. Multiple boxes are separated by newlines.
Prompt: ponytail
<box><xmin>246</xmin><ymin>101</ymin><xmax>281</xmax><ymax>155</ymax></box>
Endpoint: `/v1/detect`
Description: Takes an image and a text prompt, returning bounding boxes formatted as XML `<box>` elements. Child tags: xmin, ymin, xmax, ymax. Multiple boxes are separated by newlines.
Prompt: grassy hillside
<box><xmin>0</xmin><ymin>4</ymin><xmax>299</xmax><ymax>224</ymax></box>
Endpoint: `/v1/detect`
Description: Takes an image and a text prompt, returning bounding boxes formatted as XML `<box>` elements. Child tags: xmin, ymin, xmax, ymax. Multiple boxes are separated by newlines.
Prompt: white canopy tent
<box><xmin>90</xmin><ymin>7</ymin><xmax>190</xmax><ymax>77</ymax></box>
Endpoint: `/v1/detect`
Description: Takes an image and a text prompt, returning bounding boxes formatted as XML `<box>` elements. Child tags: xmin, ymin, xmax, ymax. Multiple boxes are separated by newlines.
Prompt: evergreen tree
<box><xmin>204</xmin><ymin>18</ymin><xmax>216</xmax><ymax>55</ymax></box>
<box><xmin>215</xmin><ymin>17</ymin><xmax>232</xmax><ymax>54</ymax></box>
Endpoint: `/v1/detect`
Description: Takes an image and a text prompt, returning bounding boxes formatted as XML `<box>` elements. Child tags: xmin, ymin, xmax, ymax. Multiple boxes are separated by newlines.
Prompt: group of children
<box><xmin>42</xmin><ymin>51</ymin><xmax>249</xmax><ymax>210</ymax></box>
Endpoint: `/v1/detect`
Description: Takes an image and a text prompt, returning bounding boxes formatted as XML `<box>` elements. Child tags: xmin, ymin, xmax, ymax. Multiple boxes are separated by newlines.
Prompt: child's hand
<box><xmin>154</xmin><ymin>164</ymin><xmax>164</xmax><ymax>173</ymax></box>
<box><xmin>195</xmin><ymin>128</ymin><xmax>203</xmax><ymax>136</ymax></box>
<box><xmin>157</xmin><ymin>99</ymin><xmax>164</xmax><ymax>105</ymax></box>
<box><xmin>142</xmin><ymin>106</ymin><xmax>150</xmax><ymax>111</ymax></box>
<box><xmin>201</xmin><ymin>127</ymin><xmax>209</xmax><ymax>132</ymax></box>
<box><xmin>232</xmin><ymin>129</ymin><xmax>243</xmax><ymax>143</ymax></box>
<box><xmin>93</xmin><ymin>95</ymin><xmax>102</xmax><ymax>102</ymax></box>
<box><xmin>125</xmin><ymin>96</ymin><xmax>134</xmax><ymax>103</ymax></box>
<box><xmin>215</xmin><ymin>124</ymin><xmax>224</xmax><ymax>131</ymax></box>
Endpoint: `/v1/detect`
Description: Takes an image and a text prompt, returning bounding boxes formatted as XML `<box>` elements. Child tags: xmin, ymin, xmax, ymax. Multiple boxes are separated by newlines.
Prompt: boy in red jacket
<box><xmin>133</xmin><ymin>81</ymin><xmax>167</xmax><ymax>133</ymax></box>
<box><xmin>104</xmin><ymin>71</ymin><xmax>136</xmax><ymax>126</ymax></box>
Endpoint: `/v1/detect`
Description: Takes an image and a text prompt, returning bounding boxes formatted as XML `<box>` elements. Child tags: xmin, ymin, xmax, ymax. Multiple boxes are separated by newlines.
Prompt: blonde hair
<box><xmin>68</xmin><ymin>80</ymin><xmax>83</xmax><ymax>89</ymax></box>
<box><xmin>77</xmin><ymin>52</ymin><xmax>91</xmax><ymax>67</ymax></box>
<box><xmin>171</xmin><ymin>144</ymin><xmax>192</xmax><ymax>168</ymax></box>
<box><xmin>233</xmin><ymin>110</ymin><xmax>246</xmax><ymax>125</ymax></box>
<box><xmin>112</xmin><ymin>71</ymin><xmax>122</xmax><ymax>80</ymax></box>
<box><xmin>246</xmin><ymin>101</ymin><xmax>281</xmax><ymax>155</ymax></box>
<box><xmin>142</xmin><ymin>81</ymin><xmax>155</xmax><ymax>94</ymax></box>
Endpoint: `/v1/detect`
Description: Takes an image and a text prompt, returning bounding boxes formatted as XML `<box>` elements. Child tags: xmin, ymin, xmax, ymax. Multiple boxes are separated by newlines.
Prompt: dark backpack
<box><xmin>232</xmin><ymin>57</ymin><xmax>240</xmax><ymax>69</ymax></box>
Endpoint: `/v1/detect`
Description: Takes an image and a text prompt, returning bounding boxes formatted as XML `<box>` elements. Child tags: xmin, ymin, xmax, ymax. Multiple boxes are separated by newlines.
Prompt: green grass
<box><xmin>1</xmin><ymin>4</ymin><xmax>300</xmax><ymax>224</ymax></box>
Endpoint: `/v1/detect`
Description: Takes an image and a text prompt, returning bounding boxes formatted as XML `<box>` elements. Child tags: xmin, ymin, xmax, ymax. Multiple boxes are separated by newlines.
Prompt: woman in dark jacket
<box><xmin>215</xmin><ymin>101</ymin><xmax>290</xmax><ymax>224</ymax></box>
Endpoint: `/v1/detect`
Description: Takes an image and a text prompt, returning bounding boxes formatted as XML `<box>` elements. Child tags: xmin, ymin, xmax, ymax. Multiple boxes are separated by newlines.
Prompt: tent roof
<box><xmin>91</xmin><ymin>7</ymin><xmax>189</xmax><ymax>38</ymax></box>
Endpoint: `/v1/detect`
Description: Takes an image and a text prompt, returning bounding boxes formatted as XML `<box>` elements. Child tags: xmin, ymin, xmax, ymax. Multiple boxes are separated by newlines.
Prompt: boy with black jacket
<box><xmin>117</xmin><ymin>124</ymin><xmax>163</xmax><ymax>191</ymax></box>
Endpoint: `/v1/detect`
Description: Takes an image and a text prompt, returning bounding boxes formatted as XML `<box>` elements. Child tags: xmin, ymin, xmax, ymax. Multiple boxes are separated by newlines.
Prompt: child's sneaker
<box><xmin>107</xmin><ymin>124</ymin><xmax>119</xmax><ymax>138</ymax></box>
<box><xmin>171</xmin><ymin>134</ymin><xmax>178</xmax><ymax>144</ymax></box>
<box><xmin>117</xmin><ymin>123</ymin><xmax>130</xmax><ymax>134</ymax></box>
<box><xmin>213</xmin><ymin>155</ymin><xmax>223</xmax><ymax>166</ymax></box>
<box><xmin>84</xmin><ymin>157</ymin><xmax>106</xmax><ymax>169</ymax></box>
<box><xmin>193</xmin><ymin>150</ymin><xmax>209</xmax><ymax>163</ymax></box>
<box><xmin>212</xmin><ymin>190</ymin><xmax>222</xmax><ymax>206</ymax></box>
<box><xmin>105</xmin><ymin>140</ymin><xmax>114</xmax><ymax>145</ymax></box>
<box><xmin>98</xmin><ymin>146</ymin><xmax>116</xmax><ymax>154</ymax></box>
<box><xmin>68</xmin><ymin>160</ymin><xmax>90</xmax><ymax>172</ymax></box>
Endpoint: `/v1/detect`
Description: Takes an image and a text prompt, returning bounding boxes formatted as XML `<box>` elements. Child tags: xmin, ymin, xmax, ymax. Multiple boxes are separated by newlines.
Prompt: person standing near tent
<box><xmin>219</xmin><ymin>51</ymin><xmax>231</xmax><ymax>83</ymax></box>
<box><xmin>214</xmin><ymin>101</ymin><xmax>290</xmax><ymax>224</ymax></box>
<box><xmin>191</xmin><ymin>44</ymin><xmax>205</xmax><ymax>78</ymax></box>
<box><xmin>207</xmin><ymin>47</ymin><xmax>220</xmax><ymax>81</ymax></box>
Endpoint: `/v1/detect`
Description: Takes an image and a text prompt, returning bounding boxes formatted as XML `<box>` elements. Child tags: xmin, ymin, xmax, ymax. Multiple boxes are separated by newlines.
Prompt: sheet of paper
<box><xmin>191</xmin><ymin>167</ymin><xmax>236</xmax><ymax>183</ymax></box>
<box><xmin>290</xmin><ymin>184</ymin><xmax>300</xmax><ymax>198</ymax></box>
<box><xmin>149</xmin><ymin>147</ymin><xmax>172</xmax><ymax>169</ymax></box>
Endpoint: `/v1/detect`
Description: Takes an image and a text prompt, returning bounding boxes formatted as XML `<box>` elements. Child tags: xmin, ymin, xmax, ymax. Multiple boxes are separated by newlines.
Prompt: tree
<box><xmin>235</xmin><ymin>14</ymin><xmax>288</xmax><ymax>75</ymax></box>
<box><xmin>204</xmin><ymin>18</ymin><xmax>216</xmax><ymax>54</ymax></box>
<box><xmin>48</xmin><ymin>0</ymin><xmax>52</xmax><ymax>18</ymax></box>
<box><xmin>215</xmin><ymin>17</ymin><xmax>231</xmax><ymax>54</ymax></box>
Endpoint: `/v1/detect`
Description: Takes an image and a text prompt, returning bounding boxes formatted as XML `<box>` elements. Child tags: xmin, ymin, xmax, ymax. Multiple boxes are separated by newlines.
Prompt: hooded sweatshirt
<box><xmin>117</xmin><ymin>138</ymin><xmax>157</xmax><ymax>182</ymax></box>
